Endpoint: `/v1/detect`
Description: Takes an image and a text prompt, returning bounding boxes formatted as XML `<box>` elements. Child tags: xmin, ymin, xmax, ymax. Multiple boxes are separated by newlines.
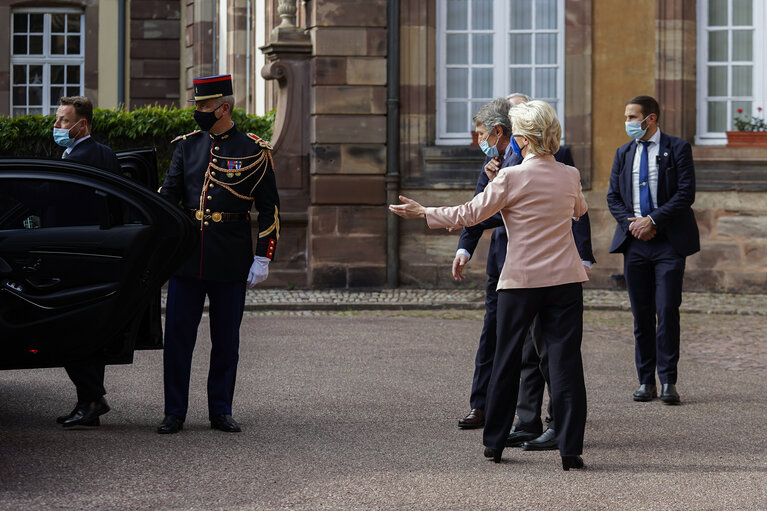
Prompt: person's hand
<box><xmin>247</xmin><ymin>255</ymin><xmax>270</xmax><ymax>287</ymax></box>
<box><xmin>484</xmin><ymin>157</ymin><xmax>502</xmax><ymax>181</ymax></box>
<box><xmin>389</xmin><ymin>195</ymin><xmax>425</xmax><ymax>218</ymax></box>
<box><xmin>628</xmin><ymin>216</ymin><xmax>656</xmax><ymax>241</ymax></box>
<box><xmin>452</xmin><ymin>253</ymin><xmax>469</xmax><ymax>281</ymax></box>
<box><xmin>584</xmin><ymin>265</ymin><xmax>591</xmax><ymax>278</ymax></box>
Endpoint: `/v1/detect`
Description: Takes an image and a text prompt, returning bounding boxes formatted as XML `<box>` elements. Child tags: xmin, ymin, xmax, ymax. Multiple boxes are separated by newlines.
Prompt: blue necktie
<box><xmin>638</xmin><ymin>140</ymin><xmax>653</xmax><ymax>217</ymax></box>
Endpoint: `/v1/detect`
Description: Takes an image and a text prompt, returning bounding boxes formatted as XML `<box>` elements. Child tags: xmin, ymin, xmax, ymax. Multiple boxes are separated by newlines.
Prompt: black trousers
<box><xmin>624</xmin><ymin>235</ymin><xmax>686</xmax><ymax>385</ymax></box>
<box><xmin>469</xmin><ymin>274</ymin><xmax>499</xmax><ymax>410</ymax></box>
<box><xmin>64</xmin><ymin>363</ymin><xmax>106</xmax><ymax>403</ymax></box>
<box><xmin>483</xmin><ymin>283</ymin><xmax>587</xmax><ymax>456</ymax></box>
<box><xmin>514</xmin><ymin>315</ymin><xmax>554</xmax><ymax>433</ymax></box>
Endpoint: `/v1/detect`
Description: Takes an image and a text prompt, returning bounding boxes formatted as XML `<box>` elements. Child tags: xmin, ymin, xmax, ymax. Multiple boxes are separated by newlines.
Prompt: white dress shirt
<box><xmin>631</xmin><ymin>128</ymin><xmax>660</xmax><ymax>220</ymax></box>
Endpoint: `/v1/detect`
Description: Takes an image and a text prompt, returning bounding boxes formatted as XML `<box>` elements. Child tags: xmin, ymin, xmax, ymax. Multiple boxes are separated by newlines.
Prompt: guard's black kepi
<box><xmin>189</xmin><ymin>74</ymin><xmax>233</xmax><ymax>102</ymax></box>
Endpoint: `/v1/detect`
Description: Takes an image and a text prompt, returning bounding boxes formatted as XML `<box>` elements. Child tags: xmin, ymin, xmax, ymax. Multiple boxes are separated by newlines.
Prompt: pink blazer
<box><xmin>425</xmin><ymin>154</ymin><xmax>588</xmax><ymax>290</ymax></box>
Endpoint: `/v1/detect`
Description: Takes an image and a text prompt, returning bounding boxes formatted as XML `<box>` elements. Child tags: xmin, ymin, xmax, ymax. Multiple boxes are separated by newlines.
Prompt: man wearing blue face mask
<box><xmin>52</xmin><ymin>96</ymin><xmax>120</xmax><ymax>428</ymax></box>
<box><xmin>607</xmin><ymin>95</ymin><xmax>700</xmax><ymax>405</ymax></box>
<box><xmin>455</xmin><ymin>95</ymin><xmax>595</xmax><ymax>445</ymax></box>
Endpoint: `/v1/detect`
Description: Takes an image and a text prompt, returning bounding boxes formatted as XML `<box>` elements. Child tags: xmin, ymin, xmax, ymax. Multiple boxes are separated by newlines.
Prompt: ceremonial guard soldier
<box><xmin>157</xmin><ymin>74</ymin><xmax>280</xmax><ymax>434</ymax></box>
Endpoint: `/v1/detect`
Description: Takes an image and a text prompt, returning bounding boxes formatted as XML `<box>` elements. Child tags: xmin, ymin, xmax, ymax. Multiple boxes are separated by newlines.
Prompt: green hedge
<box><xmin>0</xmin><ymin>106</ymin><xmax>275</xmax><ymax>179</ymax></box>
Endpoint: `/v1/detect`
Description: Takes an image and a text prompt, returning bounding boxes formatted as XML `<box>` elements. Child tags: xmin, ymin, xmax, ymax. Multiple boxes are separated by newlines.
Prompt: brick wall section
<box><xmin>308</xmin><ymin>0</ymin><xmax>388</xmax><ymax>287</ymax></box>
<box><xmin>129</xmin><ymin>0</ymin><xmax>180</xmax><ymax>108</ymax></box>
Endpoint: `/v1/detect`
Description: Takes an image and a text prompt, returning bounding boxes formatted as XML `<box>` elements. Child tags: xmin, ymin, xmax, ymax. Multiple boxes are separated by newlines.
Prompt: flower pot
<box><xmin>725</xmin><ymin>131</ymin><xmax>767</xmax><ymax>147</ymax></box>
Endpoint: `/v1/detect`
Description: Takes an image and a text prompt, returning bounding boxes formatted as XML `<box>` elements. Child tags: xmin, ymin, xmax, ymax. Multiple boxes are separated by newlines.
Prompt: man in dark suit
<box><xmin>53</xmin><ymin>95</ymin><xmax>121</xmax><ymax>427</ymax></box>
<box><xmin>456</xmin><ymin>95</ymin><xmax>595</xmax><ymax>450</ymax></box>
<box><xmin>607</xmin><ymin>95</ymin><xmax>700</xmax><ymax>404</ymax></box>
<box><xmin>157</xmin><ymin>74</ymin><xmax>280</xmax><ymax>434</ymax></box>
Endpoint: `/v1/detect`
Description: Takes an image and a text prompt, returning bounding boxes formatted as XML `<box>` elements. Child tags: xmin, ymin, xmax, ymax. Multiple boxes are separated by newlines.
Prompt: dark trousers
<box><xmin>163</xmin><ymin>276</ymin><xmax>246</xmax><ymax>420</ymax></box>
<box><xmin>483</xmin><ymin>283</ymin><xmax>587</xmax><ymax>456</ymax></box>
<box><xmin>515</xmin><ymin>315</ymin><xmax>554</xmax><ymax>433</ymax></box>
<box><xmin>624</xmin><ymin>235</ymin><xmax>686</xmax><ymax>385</ymax></box>
<box><xmin>64</xmin><ymin>363</ymin><xmax>106</xmax><ymax>403</ymax></box>
<box><xmin>469</xmin><ymin>274</ymin><xmax>499</xmax><ymax>411</ymax></box>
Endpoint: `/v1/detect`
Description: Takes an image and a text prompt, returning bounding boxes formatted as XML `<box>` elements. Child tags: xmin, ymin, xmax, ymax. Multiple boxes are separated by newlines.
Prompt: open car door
<box><xmin>0</xmin><ymin>158</ymin><xmax>196</xmax><ymax>370</ymax></box>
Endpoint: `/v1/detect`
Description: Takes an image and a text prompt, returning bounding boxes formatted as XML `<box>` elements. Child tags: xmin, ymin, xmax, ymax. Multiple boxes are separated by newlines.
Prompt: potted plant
<box><xmin>726</xmin><ymin>107</ymin><xmax>767</xmax><ymax>147</ymax></box>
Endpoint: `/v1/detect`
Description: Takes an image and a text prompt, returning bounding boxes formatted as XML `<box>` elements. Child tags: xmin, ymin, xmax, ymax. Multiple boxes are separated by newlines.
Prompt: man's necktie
<box><xmin>638</xmin><ymin>140</ymin><xmax>653</xmax><ymax>217</ymax></box>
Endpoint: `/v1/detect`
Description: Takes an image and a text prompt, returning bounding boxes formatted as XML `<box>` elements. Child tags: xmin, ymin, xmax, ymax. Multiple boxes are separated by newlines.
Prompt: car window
<box><xmin>0</xmin><ymin>178</ymin><xmax>145</xmax><ymax>230</ymax></box>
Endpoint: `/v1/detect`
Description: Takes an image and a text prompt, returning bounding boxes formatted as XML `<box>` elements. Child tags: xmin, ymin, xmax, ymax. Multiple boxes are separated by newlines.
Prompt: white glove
<box><xmin>247</xmin><ymin>255</ymin><xmax>270</xmax><ymax>287</ymax></box>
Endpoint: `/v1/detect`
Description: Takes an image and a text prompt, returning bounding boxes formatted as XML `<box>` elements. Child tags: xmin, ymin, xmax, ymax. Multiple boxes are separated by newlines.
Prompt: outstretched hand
<box><xmin>389</xmin><ymin>195</ymin><xmax>426</xmax><ymax>218</ymax></box>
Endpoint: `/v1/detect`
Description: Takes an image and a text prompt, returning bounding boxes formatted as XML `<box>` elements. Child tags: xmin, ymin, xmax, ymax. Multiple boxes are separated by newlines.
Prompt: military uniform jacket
<box><xmin>161</xmin><ymin>124</ymin><xmax>280</xmax><ymax>282</ymax></box>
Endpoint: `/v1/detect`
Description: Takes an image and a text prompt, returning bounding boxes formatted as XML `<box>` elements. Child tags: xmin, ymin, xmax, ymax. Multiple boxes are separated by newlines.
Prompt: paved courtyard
<box><xmin>0</xmin><ymin>292</ymin><xmax>765</xmax><ymax>510</ymax></box>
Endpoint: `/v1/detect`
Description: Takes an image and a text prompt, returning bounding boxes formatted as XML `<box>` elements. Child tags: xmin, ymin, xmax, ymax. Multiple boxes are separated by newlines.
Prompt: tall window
<box><xmin>436</xmin><ymin>0</ymin><xmax>565</xmax><ymax>145</ymax></box>
<box><xmin>697</xmin><ymin>0</ymin><xmax>766</xmax><ymax>144</ymax></box>
<box><xmin>10</xmin><ymin>9</ymin><xmax>85</xmax><ymax>117</ymax></box>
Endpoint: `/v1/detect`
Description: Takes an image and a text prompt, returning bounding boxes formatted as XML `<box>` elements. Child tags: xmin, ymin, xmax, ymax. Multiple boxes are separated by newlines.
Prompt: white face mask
<box><xmin>625</xmin><ymin>115</ymin><xmax>650</xmax><ymax>140</ymax></box>
<box><xmin>53</xmin><ymin>119</ymin><xmax>83</xmax><ymax>147</ymax></box>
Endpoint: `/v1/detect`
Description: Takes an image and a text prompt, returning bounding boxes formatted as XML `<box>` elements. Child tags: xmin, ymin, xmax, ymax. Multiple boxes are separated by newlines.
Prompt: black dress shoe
<box><xmin>62</xmin><ymin>397</ymin><xmax>109</xmax><ymax>428</ymax></box>
<box><xmin>56</xmin><ymin>404</ymin><xmax>80</xmax><ymax>424</ymax></box>
<box><xmin>562</xmin><ymin>455</ymin><xmax>584</xmax><ymax>471</ymax></box>
<box><xmin>522</xmin><ymin>428</ymin><xmax>558</xmax><ymax>451</ymax></box>
<box><xmin>506</xmin><ymin>428</ymin><xmax>540</xmax><ymax>447</ymax></box>
<box><xmin>484</xmin><ymin>447</ymin><xmax>503</xmax><ymax>463</ymax></box>
<box><xmin>458</xmin><ymin>408</ymin><xmax>484</xmax><ymax>429</ymax></box>
<box><xmin>210</xmin><ymin>414</ymin><xmax>241</xmax><ymax>432</ymax></box>
<box><xmin>633</xmin><ymin>383</ymin><xmax>657</xmax><ymax>402</ymax></box>
<box><xmin>157</xmin><ymin>415</ymin><xmax>184</xmax><ymax>434</ymax></box>
<box><xmin>660</xmin><ymin>383</ymin><xmax>681</xmax><ymax>405</ymax></box>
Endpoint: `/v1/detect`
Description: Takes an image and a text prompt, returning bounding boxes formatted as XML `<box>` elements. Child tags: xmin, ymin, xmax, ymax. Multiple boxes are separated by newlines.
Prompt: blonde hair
<box><xmin>508</xmin><ymin>100</ymin><xmax>561</xmax><ymax>156</ymax></box>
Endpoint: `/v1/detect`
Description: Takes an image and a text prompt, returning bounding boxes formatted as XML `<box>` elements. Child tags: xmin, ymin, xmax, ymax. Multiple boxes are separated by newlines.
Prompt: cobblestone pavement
<box><xmin>163</xmin><ymin>287</ymin><xmax>767</xmax><ymax>315</ymax></box>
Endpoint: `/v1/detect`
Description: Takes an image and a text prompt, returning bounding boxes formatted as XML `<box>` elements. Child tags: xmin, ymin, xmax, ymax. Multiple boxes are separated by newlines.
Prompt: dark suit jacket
<box><xmin>606</xmin><ymin>132</ymin><xmax>700</xmax><ymax>257</ymax></box>
<box><xmin>64</xmin><ymin>137</ymin><xmax>122</xmax><ymax>173</ymax></box>
<box><xmin>457</xmin><ymin>146</ymin><xmax>595</xmax><ymax>277</ymax></box>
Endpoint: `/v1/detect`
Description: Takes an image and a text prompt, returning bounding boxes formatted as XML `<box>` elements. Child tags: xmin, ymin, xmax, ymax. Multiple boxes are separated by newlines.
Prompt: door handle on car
<box><xmin>22</xmin><ymin>257</ymin><xmax>42</xmax><ymax>272</ymax></box>
<box><xmin>26</xmin><ymin>277</ymin><xmax>61</xmax><ymax>289</ymax></box>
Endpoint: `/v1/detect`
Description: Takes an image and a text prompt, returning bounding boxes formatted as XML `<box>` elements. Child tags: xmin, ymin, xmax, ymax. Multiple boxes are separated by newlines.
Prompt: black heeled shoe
<box><xmin>561</xmin><ymin>455</ymin><xmax>584</xmax><ymax>471</ymax></box>
<box><xmin>484</xmin><ymin>447</ymin><xmax>502</xmax><ymax>463</ymax></box>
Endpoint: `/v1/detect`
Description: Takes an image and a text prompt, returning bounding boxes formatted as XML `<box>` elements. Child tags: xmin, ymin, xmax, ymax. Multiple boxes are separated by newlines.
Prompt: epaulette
<box><xmin>171</xmin><ymin>130</ymin><xmax>202</xmax><ymax>143</ymax></box>
<box><xmin>247</xmin><ymin>133</ymin><xmax>273</xmax><ymax>150</ymax></box>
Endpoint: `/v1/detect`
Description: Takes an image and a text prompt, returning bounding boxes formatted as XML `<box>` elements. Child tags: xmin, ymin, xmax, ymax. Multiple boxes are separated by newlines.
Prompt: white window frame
<box><xmin>436</xmin><ymin>0</ymin><xmax>565</xmax><ymax>145</ymax></box>
<box><xmin>10</xmin><ymin>7</ymin><xmax>84</xmax><ymax>117</ymax></box>
<box><xmin>696</xmin><ymin>0</ymin><xmax>766</xmax><ymax>145</ymax></box>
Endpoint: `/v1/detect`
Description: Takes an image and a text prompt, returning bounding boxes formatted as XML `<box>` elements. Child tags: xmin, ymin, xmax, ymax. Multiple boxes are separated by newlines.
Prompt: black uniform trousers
<box><xmin>623</xmin><ymin>234</ymin><xmax>685</xmax><ymax>385</ymax></box>
<box><xmin>64</xmin><ymin>363</ymin><xmax>106</xmax><ymax>403</ymax></box>
<box><xmin>163</xmin><ymin>276</ymin><xmax>246</xmax><ymax>420</ymax></box>
<box><xmin>483</xmin><ymin>283</ymin><xmax>587</xmax><ymax>457</ymax></box>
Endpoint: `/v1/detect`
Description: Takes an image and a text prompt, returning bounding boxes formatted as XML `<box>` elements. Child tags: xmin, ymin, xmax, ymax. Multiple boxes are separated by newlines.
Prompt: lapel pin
<box><xmin>664</xmin><ymin>152</ymin><xmax>668</xmax><ymax>157</ymax></box>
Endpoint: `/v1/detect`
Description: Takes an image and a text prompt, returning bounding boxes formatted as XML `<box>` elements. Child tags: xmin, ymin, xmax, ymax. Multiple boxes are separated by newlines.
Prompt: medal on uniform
<box><xmin>227</xmin><ymin>160</ymin><xmax>242</xmax><ymax>178</ymax></box>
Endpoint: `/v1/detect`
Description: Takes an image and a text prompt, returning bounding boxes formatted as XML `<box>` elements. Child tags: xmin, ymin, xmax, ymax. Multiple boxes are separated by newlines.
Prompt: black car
<box><xmin>0</xmin><ymin>149</ymin><xmax>197</xmax><ymax>370</ymax></box>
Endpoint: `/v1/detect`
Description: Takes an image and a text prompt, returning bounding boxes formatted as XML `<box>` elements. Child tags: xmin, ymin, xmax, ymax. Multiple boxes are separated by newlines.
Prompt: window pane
<box><xmin>29</xmin><ymin>87</ymin><xmax>43</xmax><ymax>106</ymax></box>
<box><xmin>471</xmin><ymin>101</ymin><xmax>485</xmax><ymax>119</ymax></box>
<box><xmin>446</xmin><ymin>102</ymin><xmax>468</xmax><ymax>132</ymax></box>
<box><xmin>13</xmin><ymin>87</ymin><xmax>26</xmax><ymax>106</ymax></box>
<box><xmin>733</xmin><ymin>0</ymin><xmax>752</xmax><ymax>26</ymax></box>
<box><xmin>708</xmin><ymin>31</ymin><xmax>728</xmax><ymax>61</ymax></box>
<box><xmin>707</xmin><ymin>101</ymin><xmax>727</xmax><ymax>132</ymax></box>
<box><xmin>67</xmin><ymin>36</ymin><xmax>80</xmax><ymax>55</ymax></box>
<box><xmin>472</xmin><ymin>34</ymin><xmax>493</xmax><ymax>64</ymax></box>
<box><xmin>733</xmin><ymin>101</ymin><xmax>752</xmax><ymax>129</ymax></box>
<box><xmin>535</xmin><ymin>33</ymin><xmax>557</xmax><ymax>64</ymax></box>
<box><xmin>13</xmin><ymin>13</ymin><xmax>27</xmax><ymax>33</ymax></box>
<box><xmin>447</xmin><ymin>68</ymin><xmax>469</xmax><ymax>98</ymax></box>
<box><xmin>29</xmin><ymin>66</ymin><xmax>43</xmax><ymax>84</ymax></box>
<box><xmin>732</xmin><ymin>66</ymin><xmax>752</xmax><ymax>96</ymax></box>
<box><xmin>51</xmin><ymin>86</ymin><xmax>66</xmax><ymax>106</ymax></box>
<box><xmin>52</xmin><ymin>35</ymin><xmax>66</xmax><ymax>55</ymax></box>
<box><xmin>29</xmin><ymin>13</ymin><xmax>43</xmax><ymax>32</ymax></box>
<box><xmin>509</xmin><ymin>0</ymin><xmax>531</xmax><ymax>30</ymax></box>
<box><xmin>535</xmin><ymin>0</ymin><xmax>557</xmax><ymax>29</ymax></box>
<box><xmin>13</xmin><ymin>108</ymin><xmax>26</xmax><ymax>117</ymax></box>
<box><xmin>51</xmin><ymin>65</ymin><xmax>65</xmax><ymax>84</ymax></box>
<box><xmin>472</xmin><ymin>68</ymin><xmax>493</xmax><ymax>98</ymax></box>
<box><xmin>29</xmin><ymin>35</ymin><xmax>43</xmax><ymax>54</ymax></box>
<box><xmin>446</xmin><ymin>34</ymin><xmax>468</xmax><ymax>64</ymax></box>
<box><xmin>732</xmin><ymin>30</ymin><xmax>752</xmax><ymax>61</ymax></box>
<box><xmin>67</xmin><ymin>86</ymin><xmax>80</xmax><ymax>97</ymax></box>
<box><xmin>707</xmin><ymin>66</ymin><xmax>728</xmax><ymax>96</ymax></box>
<box><xmin>67</xmin><ymin>66</ymin><xmax>80</xmax><ymax>84</ymax></box>
<box><xmin>68</xmin><ymin>14</ymin><xmax>81</xmax><ymax>33</ymax></box>
<box><xmin>509</xmin><ymin>68</ymin><xmax>532</xmax><ymax>95</ymax></box>
<box><xmin>12</xmin><ymin>65</ymin><xmax>26</xmax><ymax>84</ymax></box>
<box><xmin>28</xmin><ymin>108</ymin><xmax>42</xmax><ymax>115</ymax></box>
<box><xmin>471</xmin><ymin>0</ymin><xmax>492</xmax><ymax>30</ymax></box>
<box><xmin>12</xmin><ymin>36</ymin><xmax>27</xmax><ymax>55</ymax></box>
<box><xmin>447</xmin><ymin>0</ymin><xmax>468</xmax><ymax>30</ymax></box>
<box><xmin>708</xmin><ymin>0</ymin><xmax>727</xmax><ymax>26</ymax></box>
<box><xmin>509</xmin><ymin>34</ymin><xmax>532</xmax><ymax>64</ymax></box>
<box><xmin>51</xmin><ymin>13</ymin><xmax>66</xmax><ymax>32</ymax></box>
<box><xmin>535</xmin><ymin>68</ymin><xmax>556</xmax><ymax>99</ymax></box>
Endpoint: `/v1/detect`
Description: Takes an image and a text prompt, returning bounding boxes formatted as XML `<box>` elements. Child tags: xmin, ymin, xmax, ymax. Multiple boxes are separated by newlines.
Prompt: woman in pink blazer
<box><xmin>390</xmin><ymin>101</ymin><xmax>588</xmax><ymax>470</ymax></box>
